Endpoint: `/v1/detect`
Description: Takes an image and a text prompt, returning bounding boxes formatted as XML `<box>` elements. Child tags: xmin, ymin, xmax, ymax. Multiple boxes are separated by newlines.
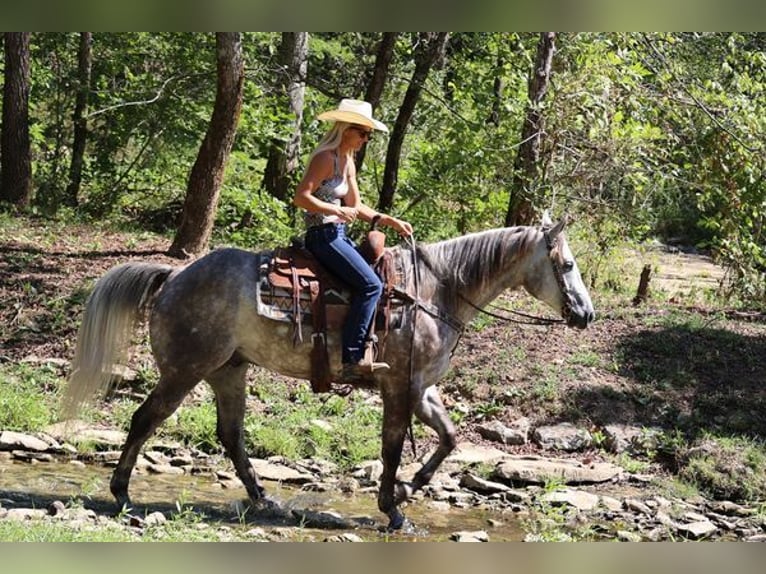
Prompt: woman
<box><xmin>293</xmin><ymin>99</ymin><xmax>413</xmax><ymax>382</ymax></box>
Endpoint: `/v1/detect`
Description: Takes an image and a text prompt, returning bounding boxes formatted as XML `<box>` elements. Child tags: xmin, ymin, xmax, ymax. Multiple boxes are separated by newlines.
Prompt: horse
<box><xmin>62</xmin><ymin>212</ymin><xmax>594</xmax><ymax>531</ymax></box>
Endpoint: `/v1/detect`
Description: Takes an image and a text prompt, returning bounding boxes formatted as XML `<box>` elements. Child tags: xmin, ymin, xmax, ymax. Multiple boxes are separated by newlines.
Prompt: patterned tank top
<box><xmin>304</xmin><ymin>151</ymin><xmax>349</xmax><ymax>228</ymax></box>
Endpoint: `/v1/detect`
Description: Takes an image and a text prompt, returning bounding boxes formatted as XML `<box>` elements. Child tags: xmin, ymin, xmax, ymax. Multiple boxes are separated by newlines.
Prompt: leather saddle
<box><xmin>264</xmin><ymin>228</ymin><xmax>397</xmax><ymax>393</ymax></box>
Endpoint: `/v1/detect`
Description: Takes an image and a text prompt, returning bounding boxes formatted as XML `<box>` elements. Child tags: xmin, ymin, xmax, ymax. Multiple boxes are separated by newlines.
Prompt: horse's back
<box><xmin>149</xmin><ymin>247</ymin><xmax>268</xmax><ymax>373</ymax></box>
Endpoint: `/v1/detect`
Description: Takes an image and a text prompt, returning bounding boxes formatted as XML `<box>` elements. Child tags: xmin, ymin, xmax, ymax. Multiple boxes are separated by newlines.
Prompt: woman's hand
<box><xmin>381</xmin><ymin>215</ymin><xmax>413</xmax><ymax>237</ymax></box>
<box><xmin>337</xmin><ymin>206</ymin><xmax>358</xmax><ymax>224</ymax></box>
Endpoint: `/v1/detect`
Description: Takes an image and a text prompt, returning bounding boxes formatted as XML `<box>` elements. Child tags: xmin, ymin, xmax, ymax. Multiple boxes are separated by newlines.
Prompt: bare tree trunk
<box><xmin>262</xmin><ymin>32</ymin><xmax>309</xmax><ymax>202</ymax></box>
<box><xmin>356</xmin><ymin>32</ymin><xmax>397</xmax><ymax>170</ymax></box>
<box><xmin>1</xmin><ymin>32</ymin><xmax>32</xmax><ymax>208</ymax></box>
<box><xmin>65</xmin><ymin>32</ymin><xmax>92</xmax><ymax>207</ymax></box>
<box><xmin>379</xmin><ymin>32</ymin><xmax>449</xmax><ymax>213</ymax></box>
<box><xmin>505</xmin><ymin>32</ymin><xmax>556</xmax><ymax>227</ymax></box>
<box><xmin>168</xmin><ymin>33</ymin><xmax>245</xmax><ymax>259</ymax></box>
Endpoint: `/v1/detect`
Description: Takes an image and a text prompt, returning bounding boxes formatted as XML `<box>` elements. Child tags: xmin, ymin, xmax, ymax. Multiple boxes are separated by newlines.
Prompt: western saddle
<box><xmin>265</xmin><ymin>227</ymin><xmax>399</xmax><ymax>393</ymax></box>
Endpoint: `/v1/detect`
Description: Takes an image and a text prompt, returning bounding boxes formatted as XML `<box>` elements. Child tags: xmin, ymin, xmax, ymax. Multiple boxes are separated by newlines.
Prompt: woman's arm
<box><xmin>346</xmin><ymin>161</ymin><xmax>413</xmax><ymax>237</ymax></box>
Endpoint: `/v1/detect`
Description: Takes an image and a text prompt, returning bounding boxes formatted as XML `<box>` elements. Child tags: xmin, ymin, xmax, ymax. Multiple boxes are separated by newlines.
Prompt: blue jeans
<box><xmin>305</xmin><ymin>223</ymin><xmax>382</xmax><ymax>365</ymax></box>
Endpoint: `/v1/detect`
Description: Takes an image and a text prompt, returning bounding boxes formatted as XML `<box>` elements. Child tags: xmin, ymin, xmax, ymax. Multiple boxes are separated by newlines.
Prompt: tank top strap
<box><xmin>332</xmin><ymin>150</ymin><xmax>342</xmax><ymax>178</ymax></box>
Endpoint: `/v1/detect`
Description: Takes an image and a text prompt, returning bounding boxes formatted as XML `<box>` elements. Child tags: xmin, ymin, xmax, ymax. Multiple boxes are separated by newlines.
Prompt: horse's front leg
<box><xmin>397</xmin><ymin>386</ymin><xmax>456</xmax><ymax>502</ymax></box>
<box><xmin>378</xmin><ymin>390</ymin><xmax>411</xmax><ymax>531</ymax></box>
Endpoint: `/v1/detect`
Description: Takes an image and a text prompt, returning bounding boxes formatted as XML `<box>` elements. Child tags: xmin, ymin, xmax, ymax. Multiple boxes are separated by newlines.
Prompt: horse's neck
<box><xmin>415</xmin><ymin>227</ymin><xmax>541</xmax><ymax>320</ymax></box>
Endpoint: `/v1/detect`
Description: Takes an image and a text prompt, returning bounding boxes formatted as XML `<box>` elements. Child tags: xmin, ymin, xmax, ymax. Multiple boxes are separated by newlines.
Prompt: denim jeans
<box><xmin>305</xmin><ymin>223</ymin><xmax>383</xmax><ymax>364</ymax></box>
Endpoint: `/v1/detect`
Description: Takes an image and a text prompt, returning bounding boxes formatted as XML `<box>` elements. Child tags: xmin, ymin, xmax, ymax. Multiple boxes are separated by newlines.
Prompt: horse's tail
<box><xmin>61</xmin><ymin>262</ymin><xmax>174</xmax><ymax>420</ymax></box>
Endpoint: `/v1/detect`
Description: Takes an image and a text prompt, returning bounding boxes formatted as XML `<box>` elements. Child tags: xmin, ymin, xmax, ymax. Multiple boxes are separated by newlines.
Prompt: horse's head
<box><xmin>525</xmin><ymin>211</ymin><xmax>595</xmax><ymax>329</ymax></box>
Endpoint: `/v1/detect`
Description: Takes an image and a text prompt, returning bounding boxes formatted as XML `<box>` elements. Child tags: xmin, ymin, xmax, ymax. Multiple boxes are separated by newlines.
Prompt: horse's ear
<box><xmin>548</xmin><ymin>214</ymin><xmax>570</xmax><ymax>239</ymax></box>
<box><xmin>541</xmin><ymin>209</ymin><xmax>553</xmax><ymax>228</ymax></box>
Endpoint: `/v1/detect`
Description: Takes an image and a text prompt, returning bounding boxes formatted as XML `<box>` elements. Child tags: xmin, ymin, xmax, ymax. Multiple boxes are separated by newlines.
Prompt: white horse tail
<box><xmin>62</xmin><ymin>262</ymin><xmax>174</xmax><ymax>420</ymax></box>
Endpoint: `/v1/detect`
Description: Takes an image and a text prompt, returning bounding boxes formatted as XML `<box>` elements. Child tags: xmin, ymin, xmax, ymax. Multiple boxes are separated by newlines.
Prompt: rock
<box><xmin>450</xmin><ymin>530</ymin><xmax>489</xmax><ymax>542</ymax></box>
<box><xmin>494</xmin><ymin>455</ymin><xmax>622</xmax><ymax>485</ymax></box>
<box><xmin>476</xmin><ymin>419</ymin><xmax>527</xmax><ymax>446</ymax></box>
<box><xmin>12</xmin><ymin>451</ymin><xmax>54</xmax><ymax>462</ymax></box>
<box><xmin>532</xmin><ymin>423</ymin><xmax>592</xmax><ymax>451</ymax></box>
<box><xmin>48</xmin><ymin>500</ymin><xmax>67</xmax><ymax>517</ymax></box>
<box><xmin>445</xmin><ymin>443</ymin><xmax>509</xmax><ymax>465</ymax></box>
<box><xmin>249</xmin><ymin>458</ymin><xmax>314</xmax><ymax>484</ymax></box>
<box><xmin>291</xmin><ymin>509</ymin><xmax>352</xmax><ymax>529</ymax></box>
<box><xmin>6</xmin><ymin>508</ymin><xmax>47</xmax><ymax>521</ymax></box>
<box><xmin>324</xmin><ymin>533</ymin><xmax>364</xmax><ymax>542</ymax></box>
<box><xmin>676</xmin><ymin>520</ymin><xmax>717</xmax><ymax>539</ymax></box>
<box><xmin>541</xmin><ymin>489</ymin><xmax>600</xmax><ymax>511</ymax></box>
<box><xmin>602</xmin><ymin>424</ymin><xmax>644</xmax><ymax>453</ymax></box>
<box><xmin>352</xmin><ymin>460</ymin><xmax>383</xmax><ymax>484</ymax></box>
<box><xmin>143</xmin><ymin>512</ymin><xmax>167</xmax><ymax>527</ymax></box>
<box><xmin>0</xmin><ymin>431</ymin><xmax>50</xmax><ymax>452</ymax></box>
<box><xmin>147</xmin><ymin>463</ymin><xmax>184</xmax><ymax>475</ymax></box>
<box><xmin>624</xmin><ymin>499</ymin><xmax>653</xmax><ymax>516</ymax></box>
<box><xmin>617</xmin><ymin>530</ymin><xmax>642</xmax><ymax>542</ymax></box>
<box><xmin>459</xmin><ymin>473</ymin><xmax>510</xmax><ymax>494</ymax></box>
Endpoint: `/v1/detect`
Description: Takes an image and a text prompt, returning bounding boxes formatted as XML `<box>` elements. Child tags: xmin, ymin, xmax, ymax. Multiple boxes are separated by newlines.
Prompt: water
<box><xmin>0</xmin><ymin>459</ymin><xmax>526</xmax><ymax>541</ymax></box>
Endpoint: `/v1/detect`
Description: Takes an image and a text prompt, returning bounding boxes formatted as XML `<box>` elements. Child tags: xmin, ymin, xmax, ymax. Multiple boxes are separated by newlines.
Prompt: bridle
<box><xmin>401</xmin><ymin>226</ymin><xmax>573</xmax><ymax>332</ymax></box>
<box><xmin>459</xmin><ymin>225</ymin><xmax>572</xmax><ymax>326</ymax></box>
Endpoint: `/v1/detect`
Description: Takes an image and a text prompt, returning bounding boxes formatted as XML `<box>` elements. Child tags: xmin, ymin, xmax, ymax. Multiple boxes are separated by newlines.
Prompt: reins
<box><xmin>458</xmin><ymin>294</ymin><xmax>564</xmax><ymax>326</ymax></box>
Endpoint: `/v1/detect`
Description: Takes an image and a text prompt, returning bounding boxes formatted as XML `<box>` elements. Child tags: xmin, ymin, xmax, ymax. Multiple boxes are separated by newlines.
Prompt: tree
<box><xmin>261</xmin><ymin>32</ymin><xmax>308</xmax><ymax>202</ymax></box>
<box><xmin>64</xmin><ymin>32</ymin><xmax>92</xmax><ymax>207</ymax></box>
<box><xmin>356</xmin><ymin>32</ymin><xmax>397</xmax><ymax>170</ymax></box>
<box><xmin>379</xmin><ymin>32</ymin><xmax>449</xmax><ymax>213</ymax></box>
<box><xmin>505</xmin><ymin>32</ymin><xmax>556</xmax><ymax>226</ymax></box>
<box><xmin>168</xmin><ymin>32</ymin><xmax>245</xmax><ymax>258</ymax></box>
<box><xmin>1</xmin><ymin>32</ymin><xmax>32</xmax><ymax>207</ymax></box>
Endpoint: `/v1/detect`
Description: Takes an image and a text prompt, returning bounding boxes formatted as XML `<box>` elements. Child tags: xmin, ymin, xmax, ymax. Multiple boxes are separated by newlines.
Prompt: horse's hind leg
<box><xmin>397</xmin><ymin>386</ymin><xmax>456</xmax><ymax>503</ymax></box>
<box><xmin>206</xmin><ymin>361</ymin><xmax>265</xmax><ymax>503</ymax></box>
<box><xmin>110</xmin><ymin>373</ymin><xmax>199</xmax><ymax>509</ymax></box>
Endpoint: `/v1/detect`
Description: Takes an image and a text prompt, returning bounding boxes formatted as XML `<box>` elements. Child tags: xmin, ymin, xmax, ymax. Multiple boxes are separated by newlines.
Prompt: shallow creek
<box><xmin>0</xmin><ymin>459</ymin><xmax>526</xmax><ymax>541</ymax></box>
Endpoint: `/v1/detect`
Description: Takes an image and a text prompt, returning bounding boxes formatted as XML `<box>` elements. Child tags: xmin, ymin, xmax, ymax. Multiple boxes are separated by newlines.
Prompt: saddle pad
<box><xmin>256</xmin><ymin>251</ymin><xmax>347</xmax><ymax>321</ymax></box>
<box><xmin>255</xmin><ymin>250</ymin><xmax>405</xmax><ymax>330</ymax></box>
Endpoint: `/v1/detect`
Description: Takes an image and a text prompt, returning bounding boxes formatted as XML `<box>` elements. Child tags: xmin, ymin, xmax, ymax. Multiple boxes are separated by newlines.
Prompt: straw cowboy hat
<box><xmin>317</xmin><ymin>99</ymin><xmax>389</xmax><ymax>133</ymax></box>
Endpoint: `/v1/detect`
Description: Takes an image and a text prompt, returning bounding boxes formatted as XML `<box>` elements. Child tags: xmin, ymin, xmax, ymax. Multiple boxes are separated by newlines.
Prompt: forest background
<box><xmin>1</xmin><ymin>31</ymin><xmax>764</xmax><ymax>305</ymax></box>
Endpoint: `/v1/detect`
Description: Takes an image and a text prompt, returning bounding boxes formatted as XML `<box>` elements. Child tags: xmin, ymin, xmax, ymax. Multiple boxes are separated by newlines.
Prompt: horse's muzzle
<box><xmin>567</xmin><ymin>309</ymin><xmax>595</xmax><ymax>329</ymax></box>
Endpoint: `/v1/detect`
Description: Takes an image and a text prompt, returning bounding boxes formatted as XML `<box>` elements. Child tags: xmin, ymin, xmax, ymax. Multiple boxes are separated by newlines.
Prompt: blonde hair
<box><xmin>309</xmin><ymin>121</ymin><xmax>354</xmax><ymax>163</ymax></box>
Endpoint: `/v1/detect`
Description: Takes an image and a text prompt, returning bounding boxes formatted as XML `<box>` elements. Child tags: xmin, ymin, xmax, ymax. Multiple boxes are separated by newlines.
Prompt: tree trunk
<box><xmin>356</xmin><ymin>32</ymin><xmax>397</xmax><ymax>170</ymax></box>
<box><xmin>168</xmin><ymin>33</ymin><xmax>245</xmax><ymax>259</ymax></box>
<box><xmin>505</xmin><ymin>32</ymin><xmax>556</xmax><ymax>227</ymax></box>
<box><xmin>261</xmin><ymin>32</ymin><xmax>309</xmax><ymax>202</ymax></box>
<box><xmin>1</xmin><ymin>32</ymin><xmax>32</xmax><ymax>208</ymax></box>
<box><xmin>65</xmin><ymin>32</ymin><xmax>92</xmax><ymax>208</ymax></box>
<box><xmin>379</xmin><ymin>32</ymin><xmax>449</xmax><ymax>213</ymax></box>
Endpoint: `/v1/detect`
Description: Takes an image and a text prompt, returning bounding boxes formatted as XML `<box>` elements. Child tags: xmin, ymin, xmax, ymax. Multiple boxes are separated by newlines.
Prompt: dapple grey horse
<box><xmin>63</xmin><ymin>212</ymin><xmax>594</xmax><ymax>530</ymax></box>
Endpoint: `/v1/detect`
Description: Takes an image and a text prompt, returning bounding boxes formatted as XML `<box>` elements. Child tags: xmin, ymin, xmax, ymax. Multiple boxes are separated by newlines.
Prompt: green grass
<box><xmin>0</xmin><ymin>363</ymin><xmax>61</xmax><ymax>432</ymax></box>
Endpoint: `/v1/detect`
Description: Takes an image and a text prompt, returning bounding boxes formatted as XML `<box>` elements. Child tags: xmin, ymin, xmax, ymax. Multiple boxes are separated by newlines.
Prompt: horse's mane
<box><xmin>412</xmin><ymin>226</ymin><xmax>539</xmax><ymax>303</ymax></box>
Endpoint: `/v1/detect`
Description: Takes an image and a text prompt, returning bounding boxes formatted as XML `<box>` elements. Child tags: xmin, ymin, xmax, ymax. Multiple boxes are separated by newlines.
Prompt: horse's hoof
<box><xmin>386</xmin><ymin>511</ymin><xmax>406</xmax><ymax>531</ymax></box>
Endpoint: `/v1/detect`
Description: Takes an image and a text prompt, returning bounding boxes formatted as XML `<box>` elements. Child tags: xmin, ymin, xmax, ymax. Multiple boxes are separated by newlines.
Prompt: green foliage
<box><xmin>7</xmin><ymin>32</ymin><xmax>766</xmax><ymax>306</ymax></box>
<box><xmin>678</xmin><ymin>435</ymin><xmax>766</xmax><ymax>503</ymax></box>
<box><xmin>0</xmin><ymin>363</ymin><xmax>60</xmax><ymax>432</ymax></box>
<box><xmin>243</xmin><ymin>378</ymin><xmax>382</xmax><ymax>470</ymax></box>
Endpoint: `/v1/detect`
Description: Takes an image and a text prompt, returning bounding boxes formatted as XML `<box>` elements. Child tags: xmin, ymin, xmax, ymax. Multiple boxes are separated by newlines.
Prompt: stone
<box><xmin>676</xmin><ymin>520</ymin><xmax>717</xmax><ymax>539</ymax></box>
<box><xmin>494</xmin><ymin>455</ymin><xmax>622</xmax><ymax>485</ymax></box>
<box><xmin>0</xmin><ymin>431</ymin><xmax>50</xmax><ymax>452</ymax></box>
<box><xmin>459</xmin><ymin>473</ymin><xmax>510</xmax><ymax>494</ymax></box>
<box><xmin>476</xmin><ymin>420</ymin><xmax>527</xmax><ymax>446</ymax></box>
<box><xmin>249</xmin><ymin>458</ymin><xmax>314</xmax><ymax>484</ymax></box>
<box><xmin>532</xmin><ymin>423</ymin><xmax>592</xmax><ymax>451</ymax></box>
<box><xmin>450</xmin><ymin>530</ymin><xmax>489</xmax><ymax>542</ymax></box>
<box><xmin>542</xmin><ymin>489</ymin><xmax>600</xmax><ymax>511</ymax></box>
<box><xmin>324</xmin><ymin>533</ymin><xmax>364</xmax><ymax>542</ymax></box>
<box><xmin>445</xmin><ymin>442</ymin><xmax>509</xmax><ymax>465</ymax></box>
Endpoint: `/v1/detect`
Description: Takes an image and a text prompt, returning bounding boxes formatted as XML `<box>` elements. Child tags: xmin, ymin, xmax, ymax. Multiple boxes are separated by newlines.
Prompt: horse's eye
<box><xmin>562</xmin><ymin>260</ymin><xmax>575</xmax><ymax>273</ymax></box>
